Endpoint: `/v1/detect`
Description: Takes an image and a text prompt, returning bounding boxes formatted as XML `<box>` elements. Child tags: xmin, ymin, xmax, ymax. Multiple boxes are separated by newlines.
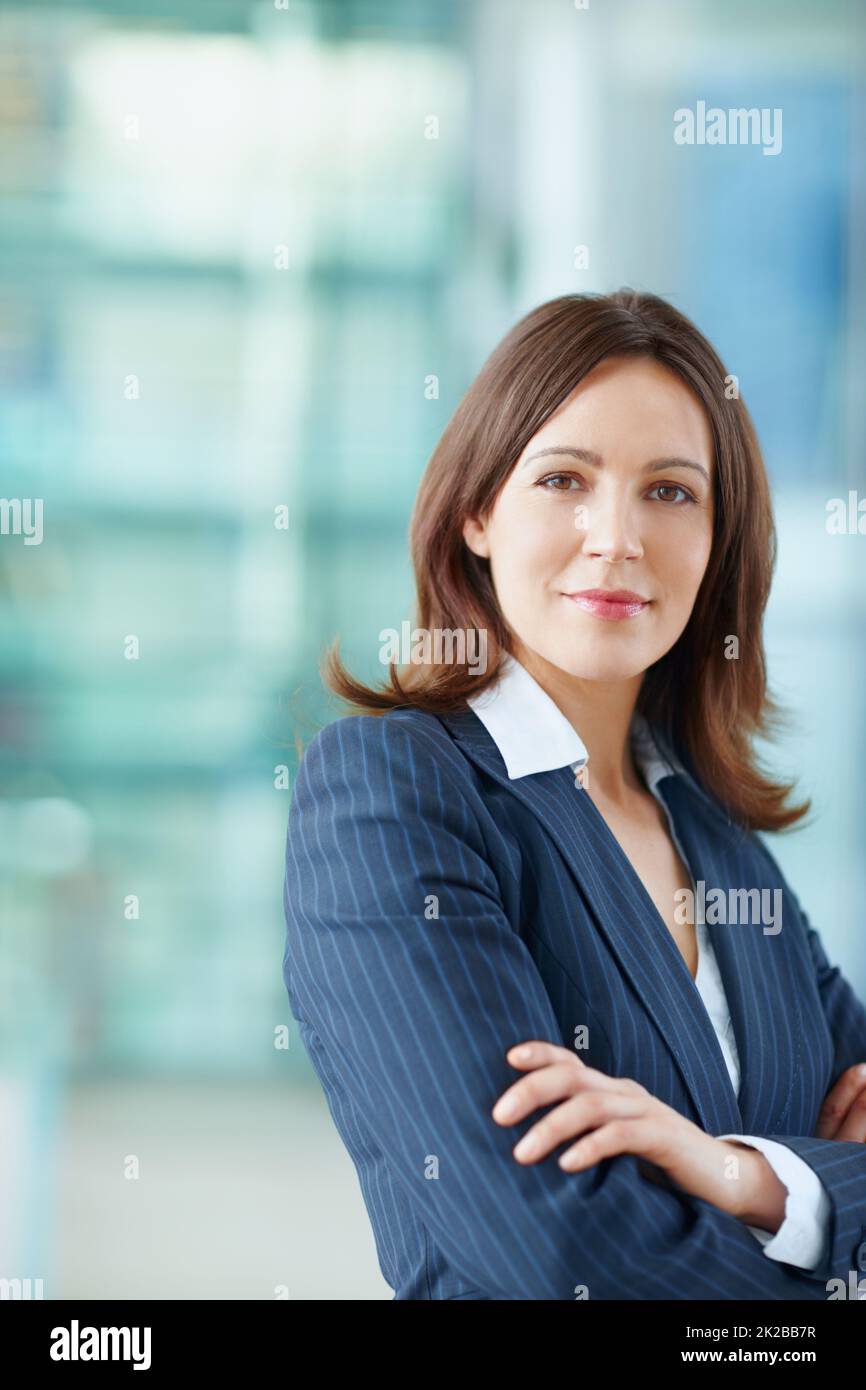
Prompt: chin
<box><xmin>565</xmin><ymin>655</ymin><xmax>649</xmax><ymax>682</ymax></box>
<box><xmin>535</xmin><ymin>643</ymin><xmax>652</xmax><ymax>684</ymax></box>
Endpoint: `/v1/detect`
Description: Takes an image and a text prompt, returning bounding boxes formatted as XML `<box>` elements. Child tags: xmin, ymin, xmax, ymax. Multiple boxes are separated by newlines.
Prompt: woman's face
<box><xmin>463</xmin><ymin>355</ymin><xmax>715</xmax><ymax>683</ymax></box>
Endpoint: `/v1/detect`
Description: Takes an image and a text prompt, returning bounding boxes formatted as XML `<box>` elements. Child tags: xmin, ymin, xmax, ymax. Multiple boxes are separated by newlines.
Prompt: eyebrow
<box><xmin>522</xmin><ymin>446</ymin><xmax>711</xmax><ymax>485</ymax></box>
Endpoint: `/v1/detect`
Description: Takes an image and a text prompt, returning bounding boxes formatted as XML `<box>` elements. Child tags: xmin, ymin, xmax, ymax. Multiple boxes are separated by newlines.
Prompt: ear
<box><xmin>462</xmin><ymin>514</ymin><xmax>490</xmax><ymax>558</ymax></box>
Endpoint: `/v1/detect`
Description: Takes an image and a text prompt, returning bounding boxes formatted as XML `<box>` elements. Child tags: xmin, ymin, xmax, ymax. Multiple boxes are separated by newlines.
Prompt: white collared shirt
<box><xmin>467</xmin><ymin>653</ymin><xmax>831</xmax><ymax>1272</ymax></box>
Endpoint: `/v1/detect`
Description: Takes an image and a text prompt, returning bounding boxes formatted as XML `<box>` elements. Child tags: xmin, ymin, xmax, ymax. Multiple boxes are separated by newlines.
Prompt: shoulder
<box><xmin>301</xmin><ymin>705</ymin><xmax>459</xmax><ymax>763</ymax></box>
<box><xmin>295</xmin><ymin>705</ymin><xmax>478</xmax><ymax>802</ymax></box>
<box><xmin>288</xmin><ymin>706</ymin><xmax>496</xmax><ymax>864</ymax></box>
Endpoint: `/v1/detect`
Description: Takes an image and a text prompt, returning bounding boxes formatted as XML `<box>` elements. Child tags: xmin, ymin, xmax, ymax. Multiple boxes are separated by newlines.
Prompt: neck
<box><xmin>511</xmin><ymin>640</ymin><xmax>645</xmax><ymax>803</ymax></box>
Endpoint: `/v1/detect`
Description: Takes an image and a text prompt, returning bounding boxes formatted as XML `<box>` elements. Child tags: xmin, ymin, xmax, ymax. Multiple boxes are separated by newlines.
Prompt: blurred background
<box><xmin>1</xmin><ymin>0</ymin><xmax>864</xmax><ymax>1299</ymax></box>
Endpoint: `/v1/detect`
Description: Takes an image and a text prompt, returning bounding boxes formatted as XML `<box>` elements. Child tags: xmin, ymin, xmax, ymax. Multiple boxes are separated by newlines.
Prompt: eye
<box><xmin>647</xmin><ymin>482</ymin><xmax>696</xmax><ymax>505</ymax></box>
<box><xmin>537</xmin><ymin>472</ymin><xmax>584</xmax><ymax>493</ymax></box>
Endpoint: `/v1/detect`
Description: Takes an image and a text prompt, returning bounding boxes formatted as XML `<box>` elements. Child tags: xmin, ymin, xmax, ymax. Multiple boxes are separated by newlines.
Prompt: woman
<box><xmin>282</xmin><ymin>289</ymin><xmax>866</xmax><ymax>1301</ymax></box>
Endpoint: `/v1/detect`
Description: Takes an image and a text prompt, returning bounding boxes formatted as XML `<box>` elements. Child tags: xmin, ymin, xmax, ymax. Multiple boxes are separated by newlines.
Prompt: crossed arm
<box><xmin>489</xmin><ymin>1036</ymin><xmax>866</xmax><ymax>1271</ymax></box>
<box><xmin>284</xmin><ymin>715</ymin><xmax>866</xmax><ymax>1299</ymax></box>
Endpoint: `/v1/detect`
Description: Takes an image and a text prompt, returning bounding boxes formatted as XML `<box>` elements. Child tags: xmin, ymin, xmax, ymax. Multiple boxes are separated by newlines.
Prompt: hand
<box><xmin>815</xmin><ymin>1063</ymin><xmax>866</xmax><ymax>1140</ymax></box>
<box><xmin>491</xmin><ymin>1040</ymin><xmax>785</xmax><ymax>1228</ymax></box>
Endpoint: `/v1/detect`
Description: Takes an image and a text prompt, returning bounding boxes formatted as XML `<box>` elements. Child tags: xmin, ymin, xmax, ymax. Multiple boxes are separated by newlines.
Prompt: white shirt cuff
<box><xmin>716</xmin><ymin>1133</ymin><xmax>831</xmax><ymax>1271</ymax></box>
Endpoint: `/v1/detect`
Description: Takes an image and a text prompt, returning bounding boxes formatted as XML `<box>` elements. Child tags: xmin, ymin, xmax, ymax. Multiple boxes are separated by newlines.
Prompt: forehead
<box><xmin>522</xmin><ymin>356</ymin><xmax>715</xmax><ymax>467</ymax></box>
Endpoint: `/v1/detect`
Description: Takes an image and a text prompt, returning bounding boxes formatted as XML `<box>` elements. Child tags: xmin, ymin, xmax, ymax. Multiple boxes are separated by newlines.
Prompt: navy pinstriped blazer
<box><xmin>281</xmin><ymin>704</ymin><xmax>866</xmax><ymax>1300</ymax></box>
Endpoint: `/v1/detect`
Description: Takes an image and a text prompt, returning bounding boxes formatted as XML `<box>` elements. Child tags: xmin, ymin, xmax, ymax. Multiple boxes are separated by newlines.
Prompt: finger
<box><xmin>558</xmin><ymin>1117</ymin><xmax>649</xmax><ymax>1171</ymax></box>
<box><xmin>512</xmin><ymin>1092</ymin><xmax>646</xmax><ymax>1165</ymax></box>
<box><xmin>506</xmin><ymin>1042</ymin><xmax>634</xmax><ymax>1095</ymax></box>
<box><xmin>494</xmin><ymin>1056</ymin><xmax>641</xmax><ymax>1124</ymax></box>
<box><xmin>815</xmin><ymin>1063</ymin><xmax>866</xmax><ymax>1139</ymax></box>
<box><xmin>815</xmin><ymin>1062</ymin><xmax>866</xmax><ymax>1138</ymax></box>
<box><xmin>505</xmin><ymin>1040</ymin><xmax>581</xmax><ymax>1071</ymax></box>
<box><xmin>494</xmin><ymin>1058</ymin><xmax>636</xmax><ymax>1124</ymax></box>
<box><xmin>833</xmin><ymin>1078</ymin><xmax>866</xmax><ymax>1142</ymax></box>
<box><xmin>492</xmin><ymin>1060</ymin><xmax>589</xmax><ymax>1125</ymax></box>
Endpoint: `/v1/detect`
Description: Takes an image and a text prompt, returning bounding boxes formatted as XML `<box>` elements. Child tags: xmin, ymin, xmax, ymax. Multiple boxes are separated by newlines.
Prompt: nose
<box><xmin>574</xmin><ymin>488</ymin><xmax>643</xmax><ymax>563</ymax></box>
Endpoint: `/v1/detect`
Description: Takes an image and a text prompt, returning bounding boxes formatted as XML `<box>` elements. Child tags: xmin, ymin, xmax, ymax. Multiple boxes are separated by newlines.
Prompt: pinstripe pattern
<box><xmin>282</xmin><ymin>706</ymin><xmax>866</xmax><ymax>1300</ymax></box>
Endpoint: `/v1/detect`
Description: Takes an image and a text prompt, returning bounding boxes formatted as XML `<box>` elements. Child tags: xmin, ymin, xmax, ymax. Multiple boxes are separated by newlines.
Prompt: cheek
<box><xmin>652</xmin><ymin>519</ymin><xmax>712</xmax><ymax>606</ymax></box>
<box><xmin>685</xmin><ymin>527</ymin><xmax>713</xmax><ymax>595</ymax></box>
<box><xmin>491</xmin><ymin>494</ymin><xmax>574</xmax><ymax>568</ymax></box>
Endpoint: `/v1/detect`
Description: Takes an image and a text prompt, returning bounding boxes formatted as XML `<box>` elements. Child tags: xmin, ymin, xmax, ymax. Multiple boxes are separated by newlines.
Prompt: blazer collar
<box><xmin>466</xmin><ymin>652</ymin><xmax>687</xmax><ymax>793</ymax></box>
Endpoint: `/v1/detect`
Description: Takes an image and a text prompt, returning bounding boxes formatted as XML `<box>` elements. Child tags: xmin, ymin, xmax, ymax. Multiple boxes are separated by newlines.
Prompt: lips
<box><xmin>563</xmin><ymin>589</ymin><xmax>651</xmax><ymax>621</ymax></box>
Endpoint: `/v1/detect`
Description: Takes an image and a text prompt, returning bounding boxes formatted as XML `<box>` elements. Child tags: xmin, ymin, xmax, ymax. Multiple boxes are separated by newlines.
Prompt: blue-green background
<box><xmin>1</xmin><ymin>0</ymin><xmax>864</xmax><ymax>1297</ymax></box>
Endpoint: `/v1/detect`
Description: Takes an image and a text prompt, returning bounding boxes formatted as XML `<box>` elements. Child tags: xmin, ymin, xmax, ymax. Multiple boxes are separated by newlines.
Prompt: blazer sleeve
<box><xmin>282</xmin><ymin>714</ymin><xmax>845</xmax><ymax>1300</ymax></box>
<box><xmin>726</xmin><ymin>879</ymin><xmax>866</xmax><ymax>1285</ymax></box>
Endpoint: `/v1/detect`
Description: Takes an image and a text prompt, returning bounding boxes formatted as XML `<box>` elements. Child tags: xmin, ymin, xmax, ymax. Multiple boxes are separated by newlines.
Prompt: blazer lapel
<box><xmin>653</xmin><ymin>775</ymin><xmax>804</xmax><ymax>1136</ymax></box>
<box><xmin>439</xmin><ymin>708</ymin><xmax>745</xmax><ymax>1136</ymax></box>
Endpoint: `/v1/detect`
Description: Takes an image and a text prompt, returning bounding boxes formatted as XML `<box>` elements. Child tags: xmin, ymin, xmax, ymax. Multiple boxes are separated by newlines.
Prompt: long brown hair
<box><xmin>322</xmin><ymin>288</ymin><xmax>809</xmax><ymax>833</ymax></box>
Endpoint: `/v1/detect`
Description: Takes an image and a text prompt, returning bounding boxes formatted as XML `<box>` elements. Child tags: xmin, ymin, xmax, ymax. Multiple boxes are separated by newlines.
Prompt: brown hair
<box><xmin>322</xmin><ymin>288</ymin><xmax>809</xmax><ymax>832</ymax></box>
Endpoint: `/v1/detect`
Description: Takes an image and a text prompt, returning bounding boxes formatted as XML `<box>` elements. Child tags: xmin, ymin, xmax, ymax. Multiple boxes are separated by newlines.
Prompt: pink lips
<box><xmin>563</xmin><ymin>589</ymin><xmax>650</xmax><ymax>621</ymax></box>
